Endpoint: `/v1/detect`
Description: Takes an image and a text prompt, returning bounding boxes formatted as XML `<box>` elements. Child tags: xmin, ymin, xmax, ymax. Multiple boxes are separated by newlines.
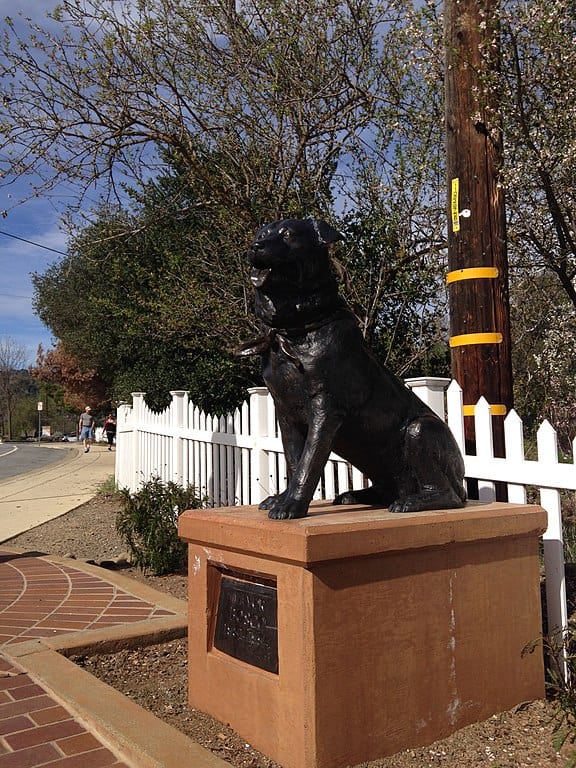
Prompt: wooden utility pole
<box><xmin>444</xmin><ymin>0</ymin><xmax>513</xmax><ymax>461</ymax></box>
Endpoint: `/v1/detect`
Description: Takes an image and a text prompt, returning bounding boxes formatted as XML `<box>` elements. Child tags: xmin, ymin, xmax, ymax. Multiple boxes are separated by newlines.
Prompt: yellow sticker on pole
<box><xmin>451</xmin><ymin>178</ymin><xmax>460</xmax><ymax>233</ymax></box>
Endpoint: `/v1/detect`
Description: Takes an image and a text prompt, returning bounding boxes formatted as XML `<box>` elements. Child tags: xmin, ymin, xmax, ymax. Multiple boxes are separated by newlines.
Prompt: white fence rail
<box><xmin>115</xmin><ymin>377</ymin><xmax>571</xmax><ymax>638</ymax></box>
<box><xmin>115</xmin><ymin>386</ymin><xmax>366</xmax><ymax>509</ymax></box>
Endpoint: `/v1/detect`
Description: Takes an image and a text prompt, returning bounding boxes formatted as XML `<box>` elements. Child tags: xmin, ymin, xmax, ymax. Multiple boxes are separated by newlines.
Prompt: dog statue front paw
<box><xmin>266</xmin><ymin>495</ymin><xmax>308</xmax><ymax>520</ymax></box>
<box><xmin>258</xmin><ymin>491</ymin><xmax>287</xmax><ymax>511</ymax></box>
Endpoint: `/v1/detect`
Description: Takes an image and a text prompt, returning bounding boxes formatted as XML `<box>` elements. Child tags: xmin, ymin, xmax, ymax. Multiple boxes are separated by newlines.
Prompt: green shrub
<box><xmin>116</xmin><ymin>477</ymin><xmax>204</xmax><ymax>575</ymax></box>
<box><xmin>564</xmin><ymin>518</ymin><xmax>576</xmax><ymax>565</ymax></box>
<box><xmin>98</xmin><ymin>475</ymin><xmax>119</xmax><ymax>497</ymax></box>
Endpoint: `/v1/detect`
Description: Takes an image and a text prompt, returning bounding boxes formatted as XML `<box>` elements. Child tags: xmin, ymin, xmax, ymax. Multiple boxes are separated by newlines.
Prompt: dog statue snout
<box><xmin>246</xmin><ymin>238</ymin><xmax>268</xmax><ymax>261</ymax></box>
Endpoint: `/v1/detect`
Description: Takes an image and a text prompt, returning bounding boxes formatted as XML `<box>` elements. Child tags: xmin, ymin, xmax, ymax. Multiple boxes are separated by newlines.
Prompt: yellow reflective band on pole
<box><xmin>451</xmin><ymin>178</ymin><xmax>460</xmax><ymax>232</ymax></box>
<box><xmin>463</xmin><ymin>404</ymin><xmax>508</xmax><ymax>417</ymax></box>
<box><xmin>446</xmin><ymin>267</ymin><xmax>499</xmax><ymax>284</ymax></box>
<box><xmin>449</xmin><ymin>332</ymin><xmax>503</xmax><ymax>347</ymax></box>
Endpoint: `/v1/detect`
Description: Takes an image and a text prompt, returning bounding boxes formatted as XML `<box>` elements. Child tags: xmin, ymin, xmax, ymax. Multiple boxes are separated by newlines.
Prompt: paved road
<box><xmin>0</xmin><ymin>443</ymin><xmax>115</xmax><ymax>541</ymax></box>
<box><xmin>0</xmin><ymin>443</ymin><xmax>74</xmax><ymax>482</ymax></box>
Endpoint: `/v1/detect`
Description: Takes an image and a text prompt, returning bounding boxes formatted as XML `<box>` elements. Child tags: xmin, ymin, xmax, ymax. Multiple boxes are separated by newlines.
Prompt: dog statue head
<box><xmin>245</xmin><ymin>218</ymin><xmax>345</xmax><ymax>328</ymax></box>
<box><xmin>246</xmin><ymin>218</ymin><xmax>343</xmax><ymax>289</ymax></box>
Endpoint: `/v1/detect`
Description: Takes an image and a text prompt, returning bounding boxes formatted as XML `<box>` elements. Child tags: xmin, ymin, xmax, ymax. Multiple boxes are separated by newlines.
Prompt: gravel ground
<box><xmin>5</xmin><ymin>495</ymin><xmax>574</xmax><ymax>768</ymax></box>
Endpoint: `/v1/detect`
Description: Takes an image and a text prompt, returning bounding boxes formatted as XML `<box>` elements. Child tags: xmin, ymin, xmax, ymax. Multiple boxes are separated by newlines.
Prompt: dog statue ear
<box><xmin>310</xmin><ymin>219</ymin><xmax>344</xmax><ymax>245</ymax></box>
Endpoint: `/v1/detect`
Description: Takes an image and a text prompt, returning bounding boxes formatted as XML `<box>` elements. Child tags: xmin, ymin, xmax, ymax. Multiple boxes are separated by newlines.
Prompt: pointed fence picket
<box><xmin>475</xmin><ymin>397</ymin><xmax>497</xmax><ymax>502</ymax></box>
<box><xmin>504</xmin><ymin>410</ymin><xmax>528</xmax><ymax>504</ymax></box>
<box><xmin>115</xmin><ymin>377</ymin><xmax>572</xmax><ymax>641</ymax></box>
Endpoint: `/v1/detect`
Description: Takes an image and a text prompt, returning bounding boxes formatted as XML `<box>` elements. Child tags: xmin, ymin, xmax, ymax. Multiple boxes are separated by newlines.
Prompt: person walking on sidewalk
<box><xmin>102</xmin><ymin>413</ymin><xmax>117</xmax><ymax>451</ymax></box>
<box><xmin>78</xmin><ymin>406</ymin><xmax>96</xmax><ymax>453</ymax></box>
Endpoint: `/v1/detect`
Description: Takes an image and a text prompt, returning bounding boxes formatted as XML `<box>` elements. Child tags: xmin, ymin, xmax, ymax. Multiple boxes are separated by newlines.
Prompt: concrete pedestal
<box><xmin>178</xmin><ymin>501</ymin><xmax>546</xmax><ymax>768</ymax></box>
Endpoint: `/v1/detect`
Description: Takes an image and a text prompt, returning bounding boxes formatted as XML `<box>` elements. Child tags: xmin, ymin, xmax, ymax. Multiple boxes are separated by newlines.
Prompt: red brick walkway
<box><xmin>0</xmin><ymin>550</ymin><xmax>181</xmax><ymax>767</ymax></box>
<box><xmin>0</xmin><ymin>654</ymin><xmax>128</xmax><ymax>768</ymax></box>
<box><xmin>0</xmin><ymin>552</ymin><xmax>175</xmax><ymax>645</ymax></box>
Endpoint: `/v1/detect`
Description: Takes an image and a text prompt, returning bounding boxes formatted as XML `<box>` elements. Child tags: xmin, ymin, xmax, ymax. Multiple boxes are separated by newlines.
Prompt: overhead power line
<box><xmin>0</xmin><ymin>292</ymin><xmax>33</xmax><ymax>300</ymax></box>
<box><xmin>0</xmin><ymin>229</ymin><xmax>67</xmax><ymax>257</ymax></box>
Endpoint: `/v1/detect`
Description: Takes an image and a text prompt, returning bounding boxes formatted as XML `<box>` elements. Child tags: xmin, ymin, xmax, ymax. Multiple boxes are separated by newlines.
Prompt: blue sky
<box><xmin>0</xmin><ymin>1</ymin><xmax>68</xmax><ymax>366</ymax></box>
<box><xmin>0</xmin><ymin>196</ymin><xmax>67</xmax><ymax>367</ymax></box>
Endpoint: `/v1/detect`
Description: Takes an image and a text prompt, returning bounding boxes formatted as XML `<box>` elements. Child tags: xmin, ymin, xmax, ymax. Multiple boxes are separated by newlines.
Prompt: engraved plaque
<box><xmin>214</xmin><ymin>572</ymin><xmax>278</xmax><ymax>673</ymax></box>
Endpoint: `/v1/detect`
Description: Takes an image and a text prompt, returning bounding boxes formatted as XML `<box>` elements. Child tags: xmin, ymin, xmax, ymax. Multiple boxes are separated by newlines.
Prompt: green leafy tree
<box><xmin>339</xmin><ymin>207</ymin><xmax>450</xmax><ymax>377</ymax></box>
<box><xmin>11</xmin><ymin>397</ymin><xmax>39</xmax><ymax>440</ymax></box>
<box><xmin>33</xmin><ymin>150</ymin><xmax>451</xmax><ymax>412</ymax></box>
<box><xmin>33</xmin><ymin>157</ymin><xmax>261</xmax><ymax>413</ymax></box>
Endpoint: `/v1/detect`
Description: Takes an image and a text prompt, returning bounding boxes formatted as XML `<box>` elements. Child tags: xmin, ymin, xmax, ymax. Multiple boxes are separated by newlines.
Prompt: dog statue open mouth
<box><xmin>235</xmin><ymin>218</ymin><xmax>467</xmax><ymax>521</ymax></box>
<box><xmin>250</xmin><ymin>268</ymin><xmax>271</xmax><ymax>288</ymax></box>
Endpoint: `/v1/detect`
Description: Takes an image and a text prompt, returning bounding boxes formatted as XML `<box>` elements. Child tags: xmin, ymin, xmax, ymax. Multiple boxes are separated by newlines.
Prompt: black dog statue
<box><xmin>235</xmin><ymin>218</ymin><xmax>467</xmax><ymax>520</ymax></box>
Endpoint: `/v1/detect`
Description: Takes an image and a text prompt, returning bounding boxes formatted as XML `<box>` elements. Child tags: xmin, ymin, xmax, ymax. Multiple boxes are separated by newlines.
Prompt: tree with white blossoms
<box><xmin>510</xmin><ymin>273</ymin><xmax>576</xmax><ymax>449</ymax></box>
<box><xmin>498</xmin><ymin>1</ymin><xmax>576</xmax><ymax>310</ymax></box>
<box><xmin>533</xmin><ymin>310</ymin><xmax>576</xmax><ymax>452</ymax></box>
<box><xmin>492</xmin><ymin>1</ymin><xmax>576</xmax><ymax>430</ymax></box>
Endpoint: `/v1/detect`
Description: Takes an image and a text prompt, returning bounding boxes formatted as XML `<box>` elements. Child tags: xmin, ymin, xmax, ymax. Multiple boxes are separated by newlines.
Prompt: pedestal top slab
<box><xmin>178</xmin><ymin>501</ymin><xmax>547</xmax><ymax>566</ymax></box>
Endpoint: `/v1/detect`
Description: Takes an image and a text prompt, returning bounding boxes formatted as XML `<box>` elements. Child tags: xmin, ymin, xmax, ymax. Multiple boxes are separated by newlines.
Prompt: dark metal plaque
<box><xmin>214</xmin><ymin>574</ymin><xmax>278</xmax><ymax>674</ymax></box>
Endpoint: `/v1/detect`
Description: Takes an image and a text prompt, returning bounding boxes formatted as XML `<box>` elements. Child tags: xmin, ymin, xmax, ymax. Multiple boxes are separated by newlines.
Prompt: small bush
<box><xmin>98</xmin><ymin>475</ymin><xmax>119</xmax><ymax>497</ymax></box>
<box><xmin>116</xmin><ymin>477</ymin><xmax>204</xmax><ymax>575</ymax></box>
<box><xmin>564</xmin><ymin>518</ymin><xmax>576</xmax><ymax>565</ymax></box>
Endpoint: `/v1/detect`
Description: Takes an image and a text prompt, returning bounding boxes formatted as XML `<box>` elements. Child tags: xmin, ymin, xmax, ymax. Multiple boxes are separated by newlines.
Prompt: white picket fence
<box><xmin>115</xmin><ymin>377</ymin><xmax>573</xmax><ymax>639</ymax></box>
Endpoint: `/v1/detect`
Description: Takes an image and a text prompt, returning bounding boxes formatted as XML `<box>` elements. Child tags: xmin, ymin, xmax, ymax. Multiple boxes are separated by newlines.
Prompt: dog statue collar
<box><xmin>234</xmin><ymin>309</ymin><xmax>350</xmax><ymax>370</ymax></box>
<box><xmin>233</xmin><ymin>326</ymin><xmax>303</xmax><ymax>371</ymax></box>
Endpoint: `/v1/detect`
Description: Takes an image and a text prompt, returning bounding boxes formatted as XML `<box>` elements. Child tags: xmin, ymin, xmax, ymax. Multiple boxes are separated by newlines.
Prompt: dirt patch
<box><xmin>5</xmin><ymin>496</ymin><xmax>574</xmax><ymax>768</ymax></box>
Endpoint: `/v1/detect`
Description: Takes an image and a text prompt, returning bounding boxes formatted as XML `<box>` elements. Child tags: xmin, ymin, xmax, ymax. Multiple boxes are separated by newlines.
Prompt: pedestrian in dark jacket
<box><xmin>102</xmin><ymin>414</ymin><xmax>117</xmax><ymax>451</ymax></box>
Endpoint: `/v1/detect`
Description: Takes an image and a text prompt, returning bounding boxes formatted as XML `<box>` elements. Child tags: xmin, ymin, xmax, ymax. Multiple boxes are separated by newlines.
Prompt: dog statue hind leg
<box><xmin>389</xmin><ymin>413</ymin><xmax>467</xmax><ymax>513</ymax></box>
<box><xmin>333</xmin><ymin>484</ymin><xmax>397</xmax><ymax>507</ymax></box>
<box><xmin>333</xmin><ymin>413</ymin><xmax>466</xmax><ymax>514</ymax></box>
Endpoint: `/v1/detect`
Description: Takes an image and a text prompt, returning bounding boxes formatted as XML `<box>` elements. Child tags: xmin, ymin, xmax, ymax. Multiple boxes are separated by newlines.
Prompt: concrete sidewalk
<box><xmin>0</xmin><ymin>444</ymin><xmax>116</xmax><ymax>542</ymax></box>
